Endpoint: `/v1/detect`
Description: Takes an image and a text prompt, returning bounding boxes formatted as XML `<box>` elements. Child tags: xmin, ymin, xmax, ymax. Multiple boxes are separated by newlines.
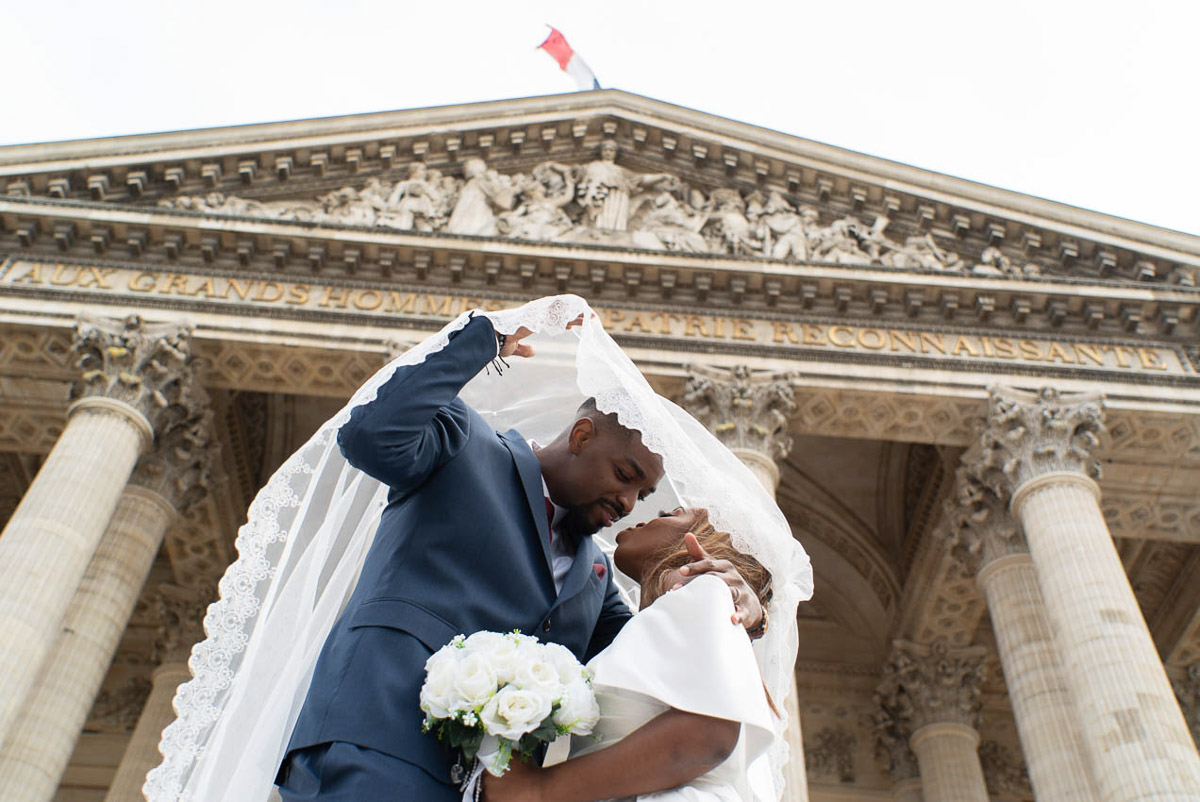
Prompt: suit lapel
<box><xmin>553</xmin><ymin>537</ymin><xmax>602</xmax><ymax>610</ymax></box>
<box><xmin>497</xmin><ymin>429</ymin><xmax>555</xmax><ymax>576</ymax></box>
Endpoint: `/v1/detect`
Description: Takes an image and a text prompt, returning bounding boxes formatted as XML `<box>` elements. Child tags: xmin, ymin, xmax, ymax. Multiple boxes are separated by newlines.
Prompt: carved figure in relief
<box><xmin>811</xmin><ymin>216</ymin><xmax>872</xmax><ymax>264</ymax></box>
<box><xmin>880</xmin><ymin>232</ymin><xmax>964</xmax><ymax>271</ymax></box>
<box><xmin>575</xmin><ymin>139</ymin><xmax>673</xmax><ymax>231</ymax></box>
<box><xmin>752</xmin><ymin>193</ymin><xmax>817</xmax><ymax>261</ymax></box>
<box><xmin>971</xmin><ymin>246</ymin><xmax>1041</xmax><ymax>278</ymax></box>
<box><xmin>150</xmin><ymin>153</ymin><xmax>1061</xmax><ymax>279</ymax></box>
<box><xmin>627</xmin><ymin>185</ymin><xmax>710</xmax><ymax>252</ymax></box>
<box><xmin>379</xmin><ymin>164</ymin><xmax>440</xmax><ymax>232</ymax></box>
<box><xmin>320</xmin><ymin>187</ymin><xmax>377</xmax><ymax>227</ymax></box>
<box><xmin>497</xmin><ymin>163</ymin><xmax>576</xmax><ymax>241</ymax></box>
<box><xmin>704</xmin><ymin>188</ymin><xmax>762</xmax><ymax>256</ymax></box>
<box><xmin>445</xmin><ymin>157</ymin><xmax>515</xmax><ymax>236</ymax></box>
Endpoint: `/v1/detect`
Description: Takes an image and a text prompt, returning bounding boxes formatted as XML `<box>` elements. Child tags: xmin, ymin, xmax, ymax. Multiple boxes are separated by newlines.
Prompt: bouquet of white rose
<box><xmin>420</xmin><ymin>630</ymin><xmax>601</xmax><ymax>785</ymax></box>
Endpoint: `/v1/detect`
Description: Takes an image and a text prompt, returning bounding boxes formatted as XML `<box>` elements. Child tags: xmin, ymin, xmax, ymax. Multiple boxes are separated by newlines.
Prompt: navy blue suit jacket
<box><xmin>285</xmin><ymin>314</ymin><xmax>632</xmax><ymax>782</ymax></box>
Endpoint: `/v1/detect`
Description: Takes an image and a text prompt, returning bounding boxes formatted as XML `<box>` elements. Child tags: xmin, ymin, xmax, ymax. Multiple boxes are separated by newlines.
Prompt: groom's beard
<box><xmin>558</xmin><ymin>504</ymin><xmax>605</xmax><ymax>541</ymax></box>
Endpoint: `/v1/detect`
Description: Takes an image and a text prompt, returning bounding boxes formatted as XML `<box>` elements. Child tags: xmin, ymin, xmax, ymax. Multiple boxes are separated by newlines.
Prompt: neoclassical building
<box><xmin>0</xmin><ymin>91</ymin><xmax>1197</xmax><ymax>802</ymax></box>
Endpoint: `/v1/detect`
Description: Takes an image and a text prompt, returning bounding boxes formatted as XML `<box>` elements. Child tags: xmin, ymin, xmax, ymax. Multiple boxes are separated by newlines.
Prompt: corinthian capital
<box><xmin>970</xmin><ymin>386</ymin><xmax>1105</xmax><ymax>500</ymax></box>
<box><xmin>70</xmin><ymin>313</ymin><xmax>194</xmax><ymax>434</ymax></box>
<box><xmin>130</xmin><ymin>392</ymin><xmax>215</xmax><ymax>513</ymax></box>
<box><xmin>682</xmin><ymin>364</ymin><xmax>796</xmax><ymax>464</ymax></box>
<box><xmin>947</xmin><ymin>455</ymin><xmax>1025</xmax><ymax>573</ymax></box>
<box><xmin>154</xmin><ymin>582</ymin><xmax>216</xmax><ymax>665</ymax></box>
<box><xmin>878</xmin><ymin>639</ymin><xmax>987</xmax><ymax>732</ymax></box>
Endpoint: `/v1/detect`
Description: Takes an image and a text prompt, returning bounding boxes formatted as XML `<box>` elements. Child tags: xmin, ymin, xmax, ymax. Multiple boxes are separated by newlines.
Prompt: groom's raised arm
<box><xmin>338</xmin><ymin>314</ymin><xmax>498</xmax><ymax>494</ymax></box>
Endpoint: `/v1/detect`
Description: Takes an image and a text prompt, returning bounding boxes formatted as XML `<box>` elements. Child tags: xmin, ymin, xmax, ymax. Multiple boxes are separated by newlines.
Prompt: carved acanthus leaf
<box><xmin>947</xmin><ymin>456</ymin><xmax>1024</xmax><ymax>573</ymax></box>
<box><xmin>71</xmin><ymin>314</ymin><xmax>194</xmax><ymax>432</ymax></box>
<box><xmin>131</xmin><ymin>390</ymin><xmax>215</xmax><ymax>511</ymax></box>
<box><xmin>682</xmin><ymin>364</ymin><xmax>796</xmax><ymax>463</ymax></box>
<box><xmin>877</xmin><ymin>638</ymin><xmax>987</xmax><ymax>731</ymax></box>
<box><xmin>154</xmin><ymin>582</ymin><xmax>217</xmax><ymax>665</ymax></box>
<box><xmin>88</xmin><ymin>676</ymin><xmax>152</xmax><ymax>732</ymax></box>
<box><xmin>970</xmin><ymin>386</ymin><xmax>1106</xmax><ymax>499</ymax></box>
<box><xmin>804</xmin><ymin>726</ymin><xmax>858</xmax><ymax>783</ymax></box>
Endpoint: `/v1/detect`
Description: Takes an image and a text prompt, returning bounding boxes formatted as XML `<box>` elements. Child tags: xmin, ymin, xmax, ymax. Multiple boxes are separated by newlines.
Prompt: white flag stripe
<box><xmin>565</xmin><ymin>55</ymin><xmax>598</xmax><ymax>91</ymax></box>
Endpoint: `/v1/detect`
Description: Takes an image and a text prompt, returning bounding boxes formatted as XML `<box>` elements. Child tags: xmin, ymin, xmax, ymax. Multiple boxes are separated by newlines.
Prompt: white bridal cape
<box><xmin>573</xmin><ymin>574</ymin><xmax>776</xmax><ymax>801</ymax></box>
<box><xmin>145</xmin><ymin>295</ymin><xmax>812</xmax><ymax>802</ymax></box>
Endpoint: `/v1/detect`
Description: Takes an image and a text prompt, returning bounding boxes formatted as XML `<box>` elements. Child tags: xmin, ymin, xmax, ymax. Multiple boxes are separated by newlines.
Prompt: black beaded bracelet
<box><xmin>496</xmin><ymin>332</ymin><xmax>507</xmax><ymax>354</ymax></box>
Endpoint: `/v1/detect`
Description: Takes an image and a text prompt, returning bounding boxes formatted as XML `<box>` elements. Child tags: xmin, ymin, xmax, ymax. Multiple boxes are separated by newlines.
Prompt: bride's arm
<box><xmin>484</xmin><ymin>709</ymin><xmax>739</xmax><ymax>802</ymax></box>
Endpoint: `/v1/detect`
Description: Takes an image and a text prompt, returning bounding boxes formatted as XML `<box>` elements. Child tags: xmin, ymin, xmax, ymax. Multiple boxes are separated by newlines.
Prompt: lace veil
<box><xmin>145</xmin><ymin>295</ymin><xmax>813</xmax><ymax>802</ymax></box>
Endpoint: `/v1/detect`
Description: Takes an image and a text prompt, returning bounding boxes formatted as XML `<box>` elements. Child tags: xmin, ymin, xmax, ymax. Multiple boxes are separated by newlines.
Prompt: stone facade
<box><xmin>0</xmin><ymin>90</ymin><xmax>1197</xmax><ymax>801</ymax></box>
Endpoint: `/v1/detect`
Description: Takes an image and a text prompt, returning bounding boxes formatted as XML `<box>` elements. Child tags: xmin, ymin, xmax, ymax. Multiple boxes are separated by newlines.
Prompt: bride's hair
<box><xmin>639</xmin><ymin>508</ymin><xmax>773</xmax><ymax>611</ymax></box>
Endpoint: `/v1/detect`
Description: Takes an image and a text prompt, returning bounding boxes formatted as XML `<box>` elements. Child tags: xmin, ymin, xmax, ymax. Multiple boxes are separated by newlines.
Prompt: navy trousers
<box><xmin>277</xmin><ymin>741</ymin><xmax>459</xmax><ymax>802</ymax></box>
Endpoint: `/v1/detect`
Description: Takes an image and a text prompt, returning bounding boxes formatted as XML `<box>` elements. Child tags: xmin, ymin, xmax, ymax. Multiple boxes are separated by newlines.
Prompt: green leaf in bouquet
<box><xmin>527</xmin><ymin>712</ymin><xmax>559</xmax><ymax>744</ymax></box>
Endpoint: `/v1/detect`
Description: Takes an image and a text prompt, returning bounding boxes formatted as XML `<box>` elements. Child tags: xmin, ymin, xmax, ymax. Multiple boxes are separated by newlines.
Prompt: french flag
<box><xmin>538</xmin><ymin>26</ymin><xmax>601</xmax><ymax>91</ymax></box>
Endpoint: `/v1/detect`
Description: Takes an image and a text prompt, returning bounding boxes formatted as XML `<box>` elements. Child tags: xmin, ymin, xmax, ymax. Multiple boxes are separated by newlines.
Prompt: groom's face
<box><xmin>552</xmin><ymin>418</ymin><xmax>664</xmax><ymax>538</ymax></box>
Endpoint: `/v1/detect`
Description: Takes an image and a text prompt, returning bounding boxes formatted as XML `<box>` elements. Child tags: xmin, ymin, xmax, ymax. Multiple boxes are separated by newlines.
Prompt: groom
<box><xmin>277</xmin><ymin>311</ymin><xmax>763</xmax><ymax>801</ymax></box>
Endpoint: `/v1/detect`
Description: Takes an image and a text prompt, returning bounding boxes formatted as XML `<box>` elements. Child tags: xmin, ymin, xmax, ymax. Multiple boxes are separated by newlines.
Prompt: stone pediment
<box><xmin>1</xmin><ymin>90</ymin><xmax>1198</xmax><ymax>289</ymax></box>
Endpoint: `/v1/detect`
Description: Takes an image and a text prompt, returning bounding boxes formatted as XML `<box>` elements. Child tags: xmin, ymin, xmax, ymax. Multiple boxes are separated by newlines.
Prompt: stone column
<box><xmin>877</xmin><ymin>639</ymin><xmax>989</xmax><ymax>802</ymax></box>
<box><xmin>105</xmin><ymin>584</ymin><xmax>212</xmax><ymax>802</ymax></box>
<box><xmin>970</xmin><ymin>386</ymin><xmax>1200</xmax><ymax>800</ymax></box>
<box><xmin>948</xmin><ymin>467</ymin><xmax>1098</xmax><ymax>802</ymax></box>
<box><xmin>0</xmin><ymin>404</ymin><xmax>211</xmax><ymax>802</ymax></box>
<box><xmin>0</xmin><ymin>315</ymin><xmax>192</xmax><ymax>747</ymax></box>
<box><xmin>683</xmin><ymin>364</ymin><xmax>809</xmax><ymax>802</ymax></box>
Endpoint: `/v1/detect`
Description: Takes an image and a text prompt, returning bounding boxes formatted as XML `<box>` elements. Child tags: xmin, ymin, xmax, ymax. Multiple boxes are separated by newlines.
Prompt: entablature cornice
<box><xmin>2</xmin><ymin>91</ymin><xmax>1197</xmax><ymax>292</ymax></box>
<box><xmin>3</xmin><ymin>200</ymin><xmax>1198</xmax><ymax>346</ymax></box>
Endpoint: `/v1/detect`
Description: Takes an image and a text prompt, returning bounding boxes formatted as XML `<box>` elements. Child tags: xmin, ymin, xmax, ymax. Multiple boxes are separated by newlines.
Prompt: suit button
<box><xmin>543</xmin><ymin>619</ymin><xmax>551</xmax><ymax>633</ymax></box>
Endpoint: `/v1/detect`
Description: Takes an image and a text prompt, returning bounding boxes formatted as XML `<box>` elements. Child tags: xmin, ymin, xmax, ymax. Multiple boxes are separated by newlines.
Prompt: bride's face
<box><xmin>613</xmin><ymin>507</ymin><xmax>702</xmax><ymax>582</ymax></box>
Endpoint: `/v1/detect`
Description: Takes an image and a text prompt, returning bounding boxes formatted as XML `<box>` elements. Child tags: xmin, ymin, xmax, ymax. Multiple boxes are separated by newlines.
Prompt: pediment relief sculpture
<box><xmin>154</xmin><ymin>140</ymin><xmax>1045</xmax><ymax>277</ymax></box>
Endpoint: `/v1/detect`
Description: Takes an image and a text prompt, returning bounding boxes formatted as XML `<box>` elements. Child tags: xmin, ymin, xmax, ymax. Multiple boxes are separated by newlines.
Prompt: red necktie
<box><xmin>544</xmin><ymin>497</ymin><xmax>555</xmax><ymax>544</ymax></box>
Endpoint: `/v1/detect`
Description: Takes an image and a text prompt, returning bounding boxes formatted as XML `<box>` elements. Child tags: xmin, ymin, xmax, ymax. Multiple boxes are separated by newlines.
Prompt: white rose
<box><xmin>479</xmin><ymin>685</ymin><xmax>554</xmax><ymax>741</ymax></box>
<box><xmin>420</xmin><ymin>649</ymin><xmax>460</xmax><ymax>720</ymax></box>
<box><xmin>452</xmin><ymin>651</ymin><xmax>499</xmax><ymax>712</ymax></box>
<box><xmin>512</xmin><ymin>656</ymin><xmax>562</xmax><ymax>697</ymax></box>
<box><xmin>542</xmin><ymin>642</ymin><xmax>587</xmax><ymax>685</ymax></box>
<box><xmin>465</xmin><ymin>632</ymin><xmax>526</xmax><ymax>684</ymax></box>
<box><xmin>552</xmin><ymin>678</ymin><xmax>600</xmax><ymax>735</ymax></box>
<box><xmin>462</xmin><ymin>631</ymin><xmax>507</xmax><ymax>654</ymax></box>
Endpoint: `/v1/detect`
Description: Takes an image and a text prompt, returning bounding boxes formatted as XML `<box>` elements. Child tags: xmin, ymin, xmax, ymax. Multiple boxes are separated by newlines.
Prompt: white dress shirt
<box><xmin>532</xmin><ymin>442</ymin><xmax>576</xmax><ymax>594</ymax></box>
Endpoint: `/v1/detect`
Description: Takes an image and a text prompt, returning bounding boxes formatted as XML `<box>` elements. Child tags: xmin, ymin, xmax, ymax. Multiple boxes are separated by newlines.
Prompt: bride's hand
<box><xmin>481</xmin><ymin>756</ymin><xmax>545</xmax><ymax>802</ymax></box>
<box><xmin>676</xmin><ymin>533</ymin><xmax>765</xmax><ymax>635</ymax></box>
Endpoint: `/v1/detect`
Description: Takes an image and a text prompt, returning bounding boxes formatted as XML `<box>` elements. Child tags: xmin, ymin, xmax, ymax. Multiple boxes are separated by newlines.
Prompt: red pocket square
<box><xmin>593</xmin><ymin>563</ymin><xmax>607</xmax><ymax>579</ymax></box>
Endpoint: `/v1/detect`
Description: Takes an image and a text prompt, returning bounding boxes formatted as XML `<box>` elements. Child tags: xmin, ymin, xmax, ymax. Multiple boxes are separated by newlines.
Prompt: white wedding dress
<box><xmin>569</xmin><ymin>574</ymin><xmax>776</xmax><ymax>801</ymax></box>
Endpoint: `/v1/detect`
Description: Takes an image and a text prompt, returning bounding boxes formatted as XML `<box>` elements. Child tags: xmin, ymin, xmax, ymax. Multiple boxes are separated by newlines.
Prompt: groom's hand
<box><xmin>497</xmin><ymin>314</ymin><xmax>587</xmax><ymax>360</ymax></box>
<box><xmin>676</xmin><ymin>533</ymin><xmax>765</xmax><ymax>636</ymax></box>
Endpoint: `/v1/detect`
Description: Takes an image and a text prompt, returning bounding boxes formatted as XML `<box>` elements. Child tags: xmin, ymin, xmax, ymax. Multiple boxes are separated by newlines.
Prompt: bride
<box><xmin>144</xmin><ymin>295</ymin><xmax>812</xmax><ymax>802</ymax></box>
<box><xmin>486</xmin><ymin>507</ymin><xmax>778</xmax><ymax>802</ymax></box>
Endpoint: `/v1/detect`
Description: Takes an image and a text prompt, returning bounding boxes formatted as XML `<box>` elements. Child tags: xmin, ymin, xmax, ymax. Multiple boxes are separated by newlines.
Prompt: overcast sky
<box><xmin>4</xmin><ymin>1</ymin><xmax>1197</xmax><ymax>235</ymax></box>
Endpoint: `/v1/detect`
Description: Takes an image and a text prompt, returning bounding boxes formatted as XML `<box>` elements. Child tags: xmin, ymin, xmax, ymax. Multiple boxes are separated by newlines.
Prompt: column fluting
<box><xmin>972</xmin><ymin>386</ymin><xmax>1200</xmax><ymax>800</ymax></box>
<box><xmin>0</xmin><ymin>402</ymin><xmax>210</xmax><ymax>802</ymax></box>
<box><xmin>949</xmin><ymin>465</ymin><xmax>1098</xmax><ymax>801</ymax></box>
<box><xmin>0</xmin><ymin>314</ymin><xmax>191</xmax><ymax>751</ymax></box>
